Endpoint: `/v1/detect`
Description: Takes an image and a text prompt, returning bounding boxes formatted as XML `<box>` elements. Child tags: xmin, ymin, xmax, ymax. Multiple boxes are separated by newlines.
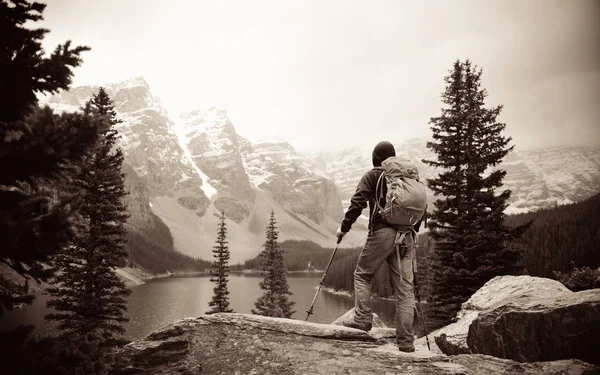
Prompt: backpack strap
<box><xmin>369</xmin><ymin>170</ymin><xmax>385</xmax><ymax>236</ymax></box>
<box><xmin>374</xmin><ymin>172</ymin><xmax>385</xmax><ymax>214</ymax></box>
<box><xmin>394</xmin><ymin>228</ymin><xmax>417</xmax><ymax>268</ymax></box>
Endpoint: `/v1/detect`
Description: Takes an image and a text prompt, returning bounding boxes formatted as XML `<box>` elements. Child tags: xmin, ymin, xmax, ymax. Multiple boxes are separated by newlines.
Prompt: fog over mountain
<box><xmin>38</xmin><ymin>0</ymin><xmax>600</xmax><ymax>154</ymax></box>
<box><xmin>45</xmin><ymin>77</ymin><xmax>600</xmax><ymax>262</ymax></box>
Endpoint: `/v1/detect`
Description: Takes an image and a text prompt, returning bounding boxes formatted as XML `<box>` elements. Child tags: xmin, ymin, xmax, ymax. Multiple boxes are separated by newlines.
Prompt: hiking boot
<box><xmin>398</xmin><ymin>346</ymin><xmax>415</xmax><ymax>353</ymax></box>
<box><xmin>345</xmin><ymin>320</ymin><xmax>372</xmax><ymax>332</ymax></box>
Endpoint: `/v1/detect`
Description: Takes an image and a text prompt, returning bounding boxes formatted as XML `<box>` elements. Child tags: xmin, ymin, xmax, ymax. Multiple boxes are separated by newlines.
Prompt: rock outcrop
<box><xmin>433</xmin><ymin>275</ymin><xmax>571</xmax><ymax>355</ymax></box>
<box><xmin>113</xmin><ymin>313</ymin><xmax>598</xmax><ymax>375</ymax></box>
<box><xmin>468</xmin><ymin>288</ymin><xmax>600</xmax><ymax>364</ymax></box>
<box><xmin>122</xmin><ymin>163</ymin><xmax>154</xmax><ymax>227</ymax></box>
<box><xmin>430</xmin><ymin>275</ymin><xmax>600</xmax><ymax>366</ymax></box>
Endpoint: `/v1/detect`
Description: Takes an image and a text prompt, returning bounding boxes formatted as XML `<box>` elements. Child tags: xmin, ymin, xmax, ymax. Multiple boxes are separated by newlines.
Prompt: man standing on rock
<box><xmin>336</xmin><ymin>141</ymin><xmax>424</xmax><ymax>353</ymax></box>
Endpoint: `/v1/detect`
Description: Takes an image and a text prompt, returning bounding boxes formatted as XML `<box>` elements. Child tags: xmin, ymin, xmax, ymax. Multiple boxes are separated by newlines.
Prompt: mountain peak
<box><xmin>108</xmin><ymin>76</ymin><xmax>150</xmax><ymax>90</ymax></box>
<box><xmin>178</xmin><ymin>107</ymin><xmax>234</xmax><ymax>134</ymax></box>
<box><xmin>253</xmin><ymin>138</ymin><xmax>296</xmax><ymax>154</ymax></box>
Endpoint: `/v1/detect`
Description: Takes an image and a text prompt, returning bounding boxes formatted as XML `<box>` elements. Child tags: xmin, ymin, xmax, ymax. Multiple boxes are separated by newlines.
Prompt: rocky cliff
<box><xmin>47</xmin><ymin>81</ymin><xmax>357</xmax><ymax>263</ymax></box>
<box><xmin>48</xmin><ymin>77</ymin><xmax>208</xmax><ymax>205</ymax></box>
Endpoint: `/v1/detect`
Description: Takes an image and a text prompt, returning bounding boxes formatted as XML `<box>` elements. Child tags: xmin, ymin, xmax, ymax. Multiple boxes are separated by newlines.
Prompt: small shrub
<box><xmin>554</xmin><ymin>266</ymin><xmax>600</xmax><ymax>292</ymax></box>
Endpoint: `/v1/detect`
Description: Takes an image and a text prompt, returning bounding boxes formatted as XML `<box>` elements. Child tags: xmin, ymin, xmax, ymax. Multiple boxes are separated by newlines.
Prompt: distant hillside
<box><xmin>506</xmin><ymin>192</ymin><xmax>600</xmax><ymax>277</ymax></box>
<box><xmin>236</xmin><ymin>240</ymin><xmax>361</xmax><ymax>272</ymax></box>
<box><xmin>236</xmin><ymin>237</ymin><xmax>430</xmax><ymax>299</ymax></box>
<box><xmin>120</xmin><ymin>162</ymin><xmax>211</xmax><ymax>275</ymax></box>
<box><xmin>310</xmin><ymin>192</ymin><xmax>600</xmax><ymax>300</ymax></box>
<box><xmin>125</xmin><ymin>210</ymin><xmax>211</xmax><ymax>274</ymax></box>
<box><xmin>320</xmin><ymin>234</ymin><xmax>431</xmax><ymax>298</ymax></box>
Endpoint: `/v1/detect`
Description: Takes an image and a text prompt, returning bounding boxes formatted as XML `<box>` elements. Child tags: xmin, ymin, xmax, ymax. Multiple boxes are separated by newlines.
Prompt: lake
<box><xmin>0</xmin><ymin>274</ymin><xmax>397</xmax><ymax>340</ymax></box>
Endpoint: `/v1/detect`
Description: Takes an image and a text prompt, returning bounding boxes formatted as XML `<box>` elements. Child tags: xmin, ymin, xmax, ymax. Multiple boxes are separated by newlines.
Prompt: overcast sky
<box><xmin>39</xmin><ymin>0</ymin><xmax>599</xmax><ymax>152</ymax></box>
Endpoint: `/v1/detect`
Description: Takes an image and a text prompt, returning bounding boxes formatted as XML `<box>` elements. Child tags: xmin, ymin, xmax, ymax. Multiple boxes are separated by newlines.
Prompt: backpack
<box><xmin>374</xmin><ymin>157</ymin><xmax>427</xmax><ymax>228</ymax></box>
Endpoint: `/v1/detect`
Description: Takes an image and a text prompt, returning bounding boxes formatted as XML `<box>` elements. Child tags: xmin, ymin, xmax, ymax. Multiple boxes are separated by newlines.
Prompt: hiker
<box><xmin>336</xmin><ymin>141</ymin><xmax>426</xmax><ymax>353</ymax></box>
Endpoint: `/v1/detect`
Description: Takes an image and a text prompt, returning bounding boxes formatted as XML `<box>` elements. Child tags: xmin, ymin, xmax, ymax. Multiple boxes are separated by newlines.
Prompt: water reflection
<box><xmin>0</xmin><ymin>275</ymin><xmax>398</xmax><ymax>341</ymax></box>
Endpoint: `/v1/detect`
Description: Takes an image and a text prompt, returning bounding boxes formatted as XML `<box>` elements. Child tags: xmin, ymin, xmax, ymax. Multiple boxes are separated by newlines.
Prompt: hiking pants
<box><xmin>353</xmin><ymin>226</ymin><xmax>415</xmax><ymax>349</ymax></box>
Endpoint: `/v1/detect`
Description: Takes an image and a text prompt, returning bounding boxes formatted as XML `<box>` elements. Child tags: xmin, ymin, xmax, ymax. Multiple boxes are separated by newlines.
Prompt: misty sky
<box><xmin>38</xmin><ymin>0</ymin><xmax>600</xmax><ymax>152</ymax></box>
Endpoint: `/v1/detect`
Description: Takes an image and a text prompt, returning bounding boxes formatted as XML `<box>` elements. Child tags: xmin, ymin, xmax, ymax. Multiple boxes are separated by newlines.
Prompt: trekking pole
<box><xmin>305</xmin><ymin>235</ymin><xmax>343</xmax><ymax>322</ymax></box>
<box><xmin>413</xmin><ymin>238</ymin><xmax>431</xmax><ymax>351</ymax></box>
<box><xmin>414</xmin><ymin>273</ymin><xmax>431</xmax><ymax>350</ymax></box>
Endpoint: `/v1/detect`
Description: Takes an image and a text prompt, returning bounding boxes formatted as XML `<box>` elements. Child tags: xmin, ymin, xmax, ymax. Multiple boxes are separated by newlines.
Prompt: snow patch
<box><xmin>171</xmin><ymin>118</ymin><xmax>218</xmax><ymax>199</ymax></box>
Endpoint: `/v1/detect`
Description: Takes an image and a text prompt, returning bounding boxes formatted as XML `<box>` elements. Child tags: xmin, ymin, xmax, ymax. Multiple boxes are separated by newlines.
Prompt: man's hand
<box><xmin>336</xmin><ymin>227</ymin><xmax>347</xmax><ymax>243</ymax></box>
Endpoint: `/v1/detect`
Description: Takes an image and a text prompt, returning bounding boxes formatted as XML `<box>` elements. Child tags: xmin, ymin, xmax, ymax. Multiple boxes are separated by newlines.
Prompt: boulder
<box><xmin>112</xmin><ymin>313</ymin><xmax>599</xmax><ymax>375</ymax></box>
<box><xmin>433</xmin><ymin>275</ymin><xmax>571</xmax><ymax>355</ymax></box>
<box><xmin>468</xmin><ymin>288</ymin><xmax>600</xmax><ymax>364</ymax></box>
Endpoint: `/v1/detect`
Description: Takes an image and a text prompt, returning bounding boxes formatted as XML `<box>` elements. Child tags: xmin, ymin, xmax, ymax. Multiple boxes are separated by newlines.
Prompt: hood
<box><xmin>372</xmin><ymin>141</ymin><xmax>396</xmax><ymax>167</ymax></box>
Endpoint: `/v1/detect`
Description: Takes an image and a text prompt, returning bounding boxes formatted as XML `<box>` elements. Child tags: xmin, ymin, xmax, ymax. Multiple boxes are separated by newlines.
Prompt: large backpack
<box><xmin>375</xmin><ymin>157</ymin><xmax>427</xmax><ymax>228</ymax></box>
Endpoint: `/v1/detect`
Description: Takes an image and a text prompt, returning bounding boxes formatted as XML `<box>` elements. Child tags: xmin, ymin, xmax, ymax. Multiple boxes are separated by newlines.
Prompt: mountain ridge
<box><xmin>45</xmin><ymin>77</ymin><xmax>600</xmax><ymax>264</ymax></box>
<box><xmin>46</xmin><ymin>79</ymin><xmax>362</xmax><ymax>263</ymax></box>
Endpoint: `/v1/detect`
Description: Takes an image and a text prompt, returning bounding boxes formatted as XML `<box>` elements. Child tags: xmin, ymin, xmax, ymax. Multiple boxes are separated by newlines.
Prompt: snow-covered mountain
<box><xmin>309</xmin><ymin>139</ymin><xmax>600</xmax><ymax>215</ymax></box>
<box><xmin>46</xmin><ymin>78</ymin><xmax>362</xmax><ymax>263</ymax></box>
<box><xmin>46</xmin><ymin>77</ymin><xmax>600</xmax><ymax>264</ymax></box>
<box><xmin>47</xmin><ymin>77</ymin><xmax>209</xmax><ymax>206</ymax></box>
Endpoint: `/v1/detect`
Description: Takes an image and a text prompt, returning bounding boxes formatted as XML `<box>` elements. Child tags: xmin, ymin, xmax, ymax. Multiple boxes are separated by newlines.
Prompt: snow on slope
<box><xmin>309</xmin><ymin>139</ymin><xmax>600</xmax><ymax>213</ymax></box>
<box><xmin>172</xmin><ymin>113</ymin><xmax>218</xmax><ymax>199</ymax></box>
<box><xmin>47</xmin><ymin>77</ymin><xmax>600</xmax><ymax>264</ymax></box>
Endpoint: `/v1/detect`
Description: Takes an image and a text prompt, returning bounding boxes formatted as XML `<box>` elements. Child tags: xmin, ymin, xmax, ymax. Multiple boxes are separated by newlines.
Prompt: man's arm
<box><xmin>340</xmin><ymin>172</ymin><xmax>375</xmax><ymax>233</ymax></box>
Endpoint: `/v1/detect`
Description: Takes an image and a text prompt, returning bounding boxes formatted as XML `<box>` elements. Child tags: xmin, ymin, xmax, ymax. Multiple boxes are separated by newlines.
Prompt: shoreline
<box><xmin>118</xmin><ymin>268</ymin><xmax>400</xmax><ymax>301</ymax></box>
<box><xmin>230</xmin><ymin>269</ymin><xmax>326</xmax><ymax>276</ymax></box>
<box><xmin>117</xmin><ymin>268</ymin><xmax>327</xmax><ymax>286</ymax></box>
<box><xmin>117</xmin><ymin>267</ymin><xmax>211</xmax><ymax>285</ymax></box>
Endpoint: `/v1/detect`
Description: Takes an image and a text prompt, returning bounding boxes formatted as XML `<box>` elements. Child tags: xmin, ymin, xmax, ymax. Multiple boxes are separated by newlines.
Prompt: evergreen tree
<box><xmin>252</xmin><ymin>211</ymin><xmax>295</xmax><ymax>318</ymax></box>
<box><xmin>207</xmin><ymin>211</ymin><xmax>233</xmax><ymax>314</ymax></box>
<box><xmin>0</xmin><ymin>0</ymin><xmax>100</xmax><ymax>316</ymax></box>
<box><xmin>422</xmin><ymin>59</ymin><xmax>530</xmax><ymax>326</ymax></box>
<box><xmin>45</xmin><ymin>87</ymin><xmax>131</xmax><ymax>344</ymax></box>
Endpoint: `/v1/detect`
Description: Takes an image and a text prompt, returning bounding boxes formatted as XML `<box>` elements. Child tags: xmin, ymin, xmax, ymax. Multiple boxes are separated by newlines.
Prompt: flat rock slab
<box><xmin>113</xmin><ymin>313</ymin><xmax>599</xmax><ymax>375</ymax></box>
<box><xmin>203</xmin><ymin>313</ymin><xmax>376</xmax><ymax>341</ymax></box>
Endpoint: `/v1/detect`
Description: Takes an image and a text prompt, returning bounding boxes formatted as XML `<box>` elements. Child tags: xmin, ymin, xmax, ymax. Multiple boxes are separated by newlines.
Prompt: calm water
<box><xmin>0</xmin><ymin>274</ymin><xmax>397</xmax><ymax>340</ymax></box>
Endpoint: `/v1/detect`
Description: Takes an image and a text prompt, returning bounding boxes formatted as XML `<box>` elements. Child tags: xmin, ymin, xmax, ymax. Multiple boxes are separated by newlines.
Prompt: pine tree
<box><xmin>0</xmin><ymin>0</ymin><xmax>101</xmax><ymax>316</ymax></box>
<box><xmin>207</xmin><ymin>211</ymin><xmax>234</xmax><ymax>314</ymax></box>
<box><xmin>45</xmin><ymin>87</ymin><xmax>131</xmax><ymax>344</ymax></box>
<box><xmin>252</xmin><ymin>211</ymin><xmax>295</xmax><ymax>318</ymax></box>
<box><xmin>422</xmin><ymin>59</ymin><xmax>530</xmax><ymax>326</ymax></box>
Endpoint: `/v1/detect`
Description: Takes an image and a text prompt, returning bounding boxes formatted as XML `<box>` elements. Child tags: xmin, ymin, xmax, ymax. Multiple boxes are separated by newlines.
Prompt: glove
<box><xmin>336</xmin><ymin>227</ymin><xmax>347</xmax><ymax>241</ymax></box>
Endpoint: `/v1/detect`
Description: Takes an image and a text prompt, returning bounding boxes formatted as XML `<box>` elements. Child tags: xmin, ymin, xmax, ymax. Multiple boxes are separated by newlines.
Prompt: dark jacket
<box><xmin>340</xmin><ymin>167</ymin><xmax>387</xmax><ymax>233</ymax></box>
